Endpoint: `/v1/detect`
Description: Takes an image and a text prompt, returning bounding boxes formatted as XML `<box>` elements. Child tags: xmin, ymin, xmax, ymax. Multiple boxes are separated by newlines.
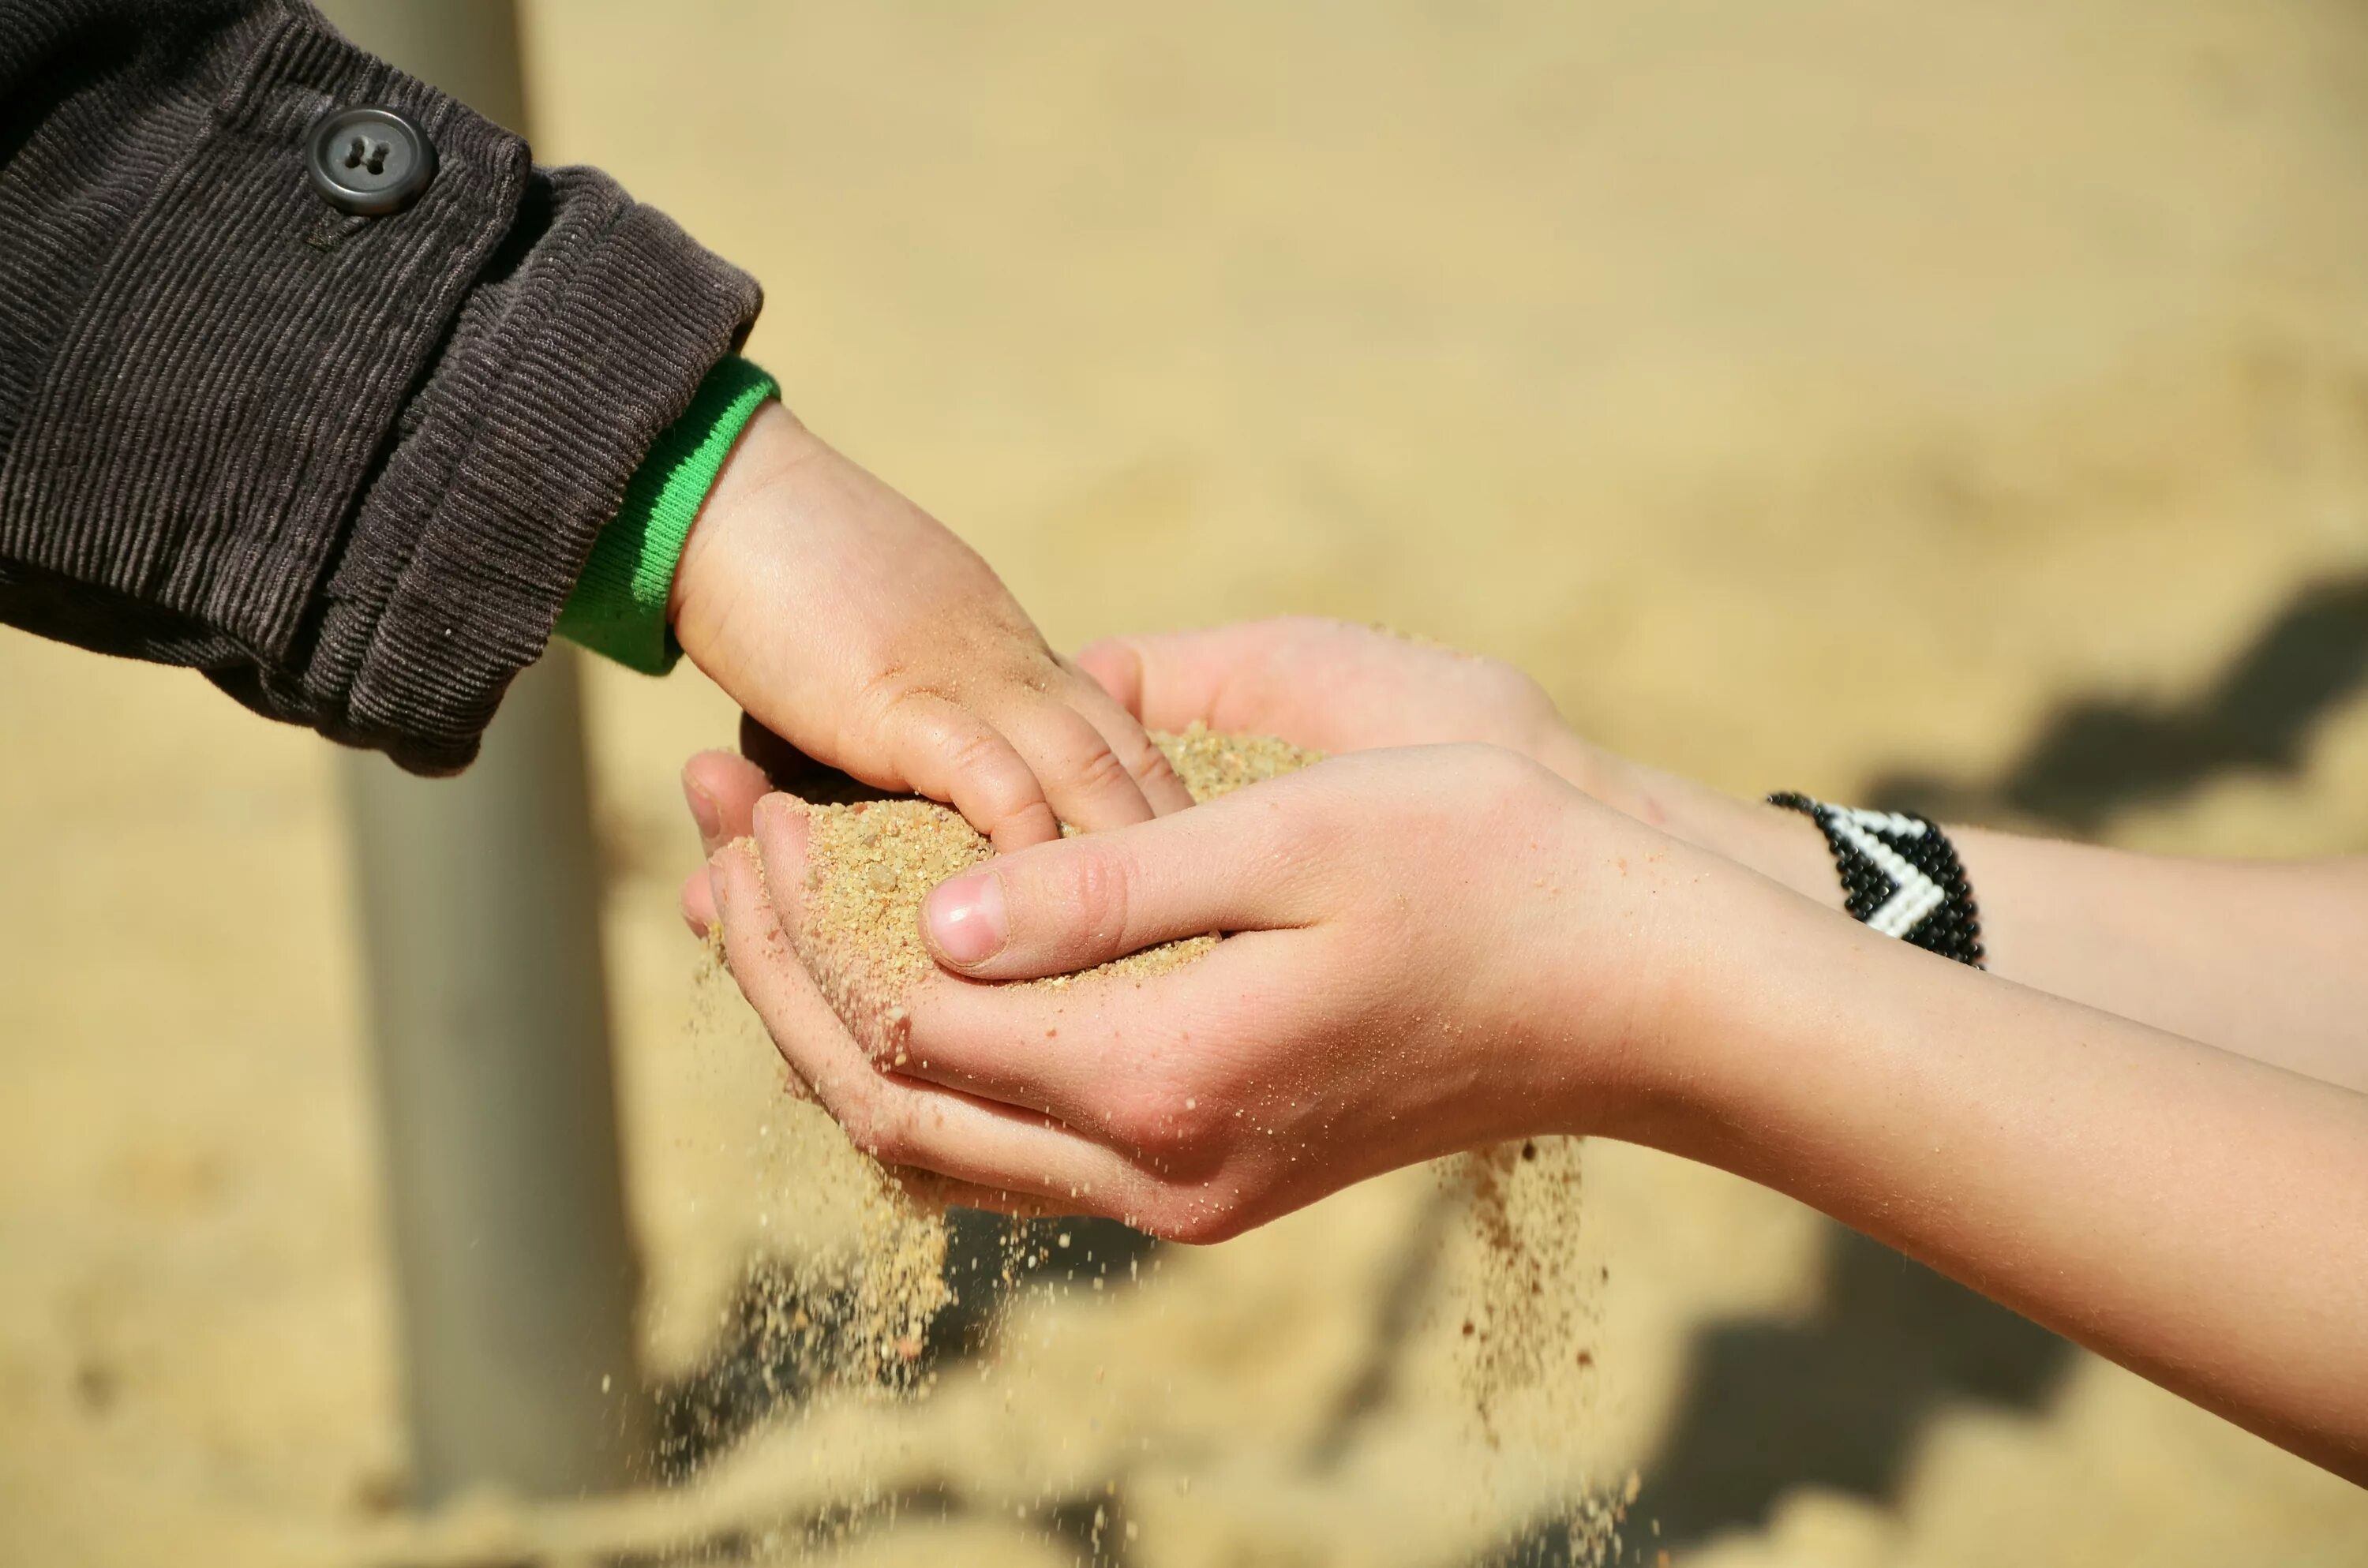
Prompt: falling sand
<box><xmin>673</xmin><ymin>728</ymin><xmax>1320</xmax><ymax>1432</ymax></box>
<box><xmin>680</xmin><ymin>726</ymin><xmax>1624</xmax><ymax>1561</ymax></box>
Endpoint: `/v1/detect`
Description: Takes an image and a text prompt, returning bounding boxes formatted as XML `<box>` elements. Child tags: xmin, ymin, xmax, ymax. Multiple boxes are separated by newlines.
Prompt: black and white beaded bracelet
<box><xmin>1767</xmin><ymin>792</ymin><xmax>1985</xmax><ymax>967</ymax></box>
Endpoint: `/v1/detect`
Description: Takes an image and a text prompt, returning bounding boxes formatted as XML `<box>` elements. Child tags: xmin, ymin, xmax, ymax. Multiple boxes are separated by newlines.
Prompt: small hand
<box><xmin>669</xmin><ymin>402</ymin><xmax>1192</xmax><ymax>850</ymax></box>
<box><xmin>705</xmin><ymin>745</ymin><xmax>1716</xmax><ymax>1240</ymax></box>
<box><xmin>678</xmin><ymin>616</ymin><xmax>1582</xmax><ymax>932</ymax></box>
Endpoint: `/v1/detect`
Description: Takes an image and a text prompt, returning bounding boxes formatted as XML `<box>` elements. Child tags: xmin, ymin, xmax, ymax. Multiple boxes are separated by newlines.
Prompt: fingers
<box><xmin>680</xmin><ymin>750</ymin><xmax>774</xmax><ymax>933</ymax></box>
<box><xmin>889</xmin><ymin>689</ymin><xmax>1181</xmax><ymax>848</ymax></box>
<box><xmin>684</xmin><ymin>750</ymin><xmax>773</xmax><ymax>852</ymax></box>
<box><xmin>737</xmin><ymin>714</ymin><xmax>894</xmax><ymax>803</ymax></box>
<box><xmin>1065</xmin><ymin>672</ymin><xmax>1196</xmax><ymax>816</ymax></box>
<box><xmin>1077</xmin><ymin>617</ymin><xmax>1361</xmax><ymax>742</ymax></box>
<box><xmin>1076</xmin><ymin>625</ymin><xmax>1275</xmax><ymax>732</ymax></box>
<box><xmin>744</xmin><ymin>790</ymin><xmax>1190</xmax><ymax>1142</ymax></box>
<box><xmin>993</xmin><ymin>698</ymin><xmax>1163</xmax><ymax>834</ymax></box>
<box><xmin>720</xmin><ymin>798</ymin><xmax>1321</xmax><ymax>1237</ymax></box>
<box><xmin>887</xmin><ymin>930</ymin><xmax>1291</xmax><ymax>1151</ymax></box>
<box><xmin>917</xmin><ymin>773</ymin><xmax>1331</xmax><ymax>981</ymax></box>
<box><xmin>740</xmin><ymin>791</ymin><xmax>1085</xmax><ymax>1126</ymax></box>
<box><xmin>881</xmin><ymin>1166</ymin><xmax>1062</xmax><ymax>1221</ymax></box>
<box><xmin>885</xmin><ymin>694</ymin><xmax>1065</xmax><ymax>851</ymax></box>
<box><xmin>683</xmin><ymin>864</ymin><xmax>719</xmax><ymax>935</ymax></box>
<box><xmin>708</xmin><ymin>834</ymin><xmax>1148</xmax><ymax>1208</ymax></box>
<box><xmin>685</xmin><ymin>673</ymin><xmax>1188</xmax><ymax>933</ymax></box>
<box><xmin>1081</xmin><ymin>617</ymin><xmax>1549</xmax><ymax>758</ymax></box>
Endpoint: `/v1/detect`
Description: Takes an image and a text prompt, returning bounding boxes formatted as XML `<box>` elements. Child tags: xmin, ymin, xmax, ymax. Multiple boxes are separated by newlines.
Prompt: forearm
<box><xmin>1943</xmin><ymin>833</ymin><xmax>2368</xmax><ymax>1087</ymax></box>
<box><xmin>0</xmin><ymin>0</ymin><xmax>759</xmax><ymax>772</ymax></box>
<box><xmin>1553</xmin><ymin>735</ymin><xmax>2368</xmax><ymax>1087</ymax></box>
<box><xmin>1612</xmin><ymin>888</ymin><xmax>2368</xmax><ymax>1481</ymax></box>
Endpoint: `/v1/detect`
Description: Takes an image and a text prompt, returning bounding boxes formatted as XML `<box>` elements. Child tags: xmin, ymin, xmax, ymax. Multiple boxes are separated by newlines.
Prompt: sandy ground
<box><xmin>6</xmin><ymin>0</ymin><xmax>2368</xmax><ymax>1562</ymax></box>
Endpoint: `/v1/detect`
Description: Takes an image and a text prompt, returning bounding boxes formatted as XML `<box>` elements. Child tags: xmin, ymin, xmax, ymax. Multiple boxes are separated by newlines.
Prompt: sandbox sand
<box><xmin>699</xmin><ymin>727</ymin><xmax>1625</xmax><ymax>1560</ymax></box>
<box><xmin>673</xmin><ymin>727</ymin><xmax>1330</xmax><ymax>1450</ymax></box>
<box><xmin>13</xmin><ymin>3</ymin><xmax>2368</xmax><ymax>1563</ymax></box>
<box><xmin>785</xmin><ymin>725</ymin><xmax>1317</xmax><ymax>1036</ymax></box>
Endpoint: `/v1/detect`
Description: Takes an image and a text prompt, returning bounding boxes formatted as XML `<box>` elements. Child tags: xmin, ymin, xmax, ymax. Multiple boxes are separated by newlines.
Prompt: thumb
<box><xmin>917</xmin><ymin>776</ymin><xmax>1326</xmax><ymax>980</ymax></box>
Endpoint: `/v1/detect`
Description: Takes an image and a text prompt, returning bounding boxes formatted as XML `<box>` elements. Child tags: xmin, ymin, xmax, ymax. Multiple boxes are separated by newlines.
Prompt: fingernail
<box><xmin>684</xmin><ymin>777</ymin><xmax>721</xmax><ymax>840</ymax></box>
<box><xmin>925</xmin><ymin>870</ymin><xmax>1007</xmax><ymax>967</ymax></box>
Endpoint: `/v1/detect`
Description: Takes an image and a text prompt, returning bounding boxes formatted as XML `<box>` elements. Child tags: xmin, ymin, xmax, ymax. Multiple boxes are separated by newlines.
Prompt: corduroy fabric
<box><xmin>0</xmin><ymin>1</ymin><xmax>762</xmax><ymax>773</ymax></box>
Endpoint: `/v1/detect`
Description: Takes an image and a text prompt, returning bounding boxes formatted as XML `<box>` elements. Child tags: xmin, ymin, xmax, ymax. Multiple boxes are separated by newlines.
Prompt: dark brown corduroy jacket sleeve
<box><xmin>0</xmin><ymin>0</ymin><xmax>762</xmax><ymax>773</ymax></box>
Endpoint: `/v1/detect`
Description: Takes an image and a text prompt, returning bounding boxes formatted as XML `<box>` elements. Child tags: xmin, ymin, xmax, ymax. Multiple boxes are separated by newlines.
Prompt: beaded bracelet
<box><xmin>1767</xmin><ymin>793</ymin><xmax>1985</xmax><ymax>967</ymax></box>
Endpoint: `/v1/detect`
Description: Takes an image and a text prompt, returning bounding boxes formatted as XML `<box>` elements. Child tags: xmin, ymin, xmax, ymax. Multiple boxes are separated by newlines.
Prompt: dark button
<box><xmin>305</xmin><ymin>106</ymin><xmax>436</xmax><ymax>216</ymax></box>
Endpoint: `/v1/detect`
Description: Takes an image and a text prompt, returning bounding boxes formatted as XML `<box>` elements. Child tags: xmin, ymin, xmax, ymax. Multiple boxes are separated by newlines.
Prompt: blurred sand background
<box><xmin>6</xmin><ymin>0</ymin><xmax>2368</xmax><ymax>1562</ymax></box>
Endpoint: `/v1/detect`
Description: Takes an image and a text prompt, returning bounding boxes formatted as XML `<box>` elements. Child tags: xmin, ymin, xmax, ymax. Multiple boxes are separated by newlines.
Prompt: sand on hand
<box><xmin>697</xmin><ymin>724</ymin><xmax>1621</xmax><ymax>1559</ymax></box>
<box><xmin>679</xmin><ymin>728</ymin><xmax>1325</xmax><ymax>1422</ymax></box>
<box><xmin>777</xmin><ymin>724</ymin><xmax>1322</xmax><ymax>1062</ymax></box>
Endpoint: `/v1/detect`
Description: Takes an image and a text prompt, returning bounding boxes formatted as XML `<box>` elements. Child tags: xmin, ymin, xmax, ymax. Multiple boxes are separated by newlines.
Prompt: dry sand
<box><xmin>786</xmin><ymin>724</ymin><xmax>1314</xmax><ymax>1024</ymax></box>
<box><xmin>673</xmin><ymin>730</ymin><xmax>1325</xmax><ymax>1431</ymax></box>
<box><xmin>7</xmin><ymin>1</ymin><xmax>2368</xmax><ymax>1564</ymax></box>
<box><xmin>673</xmin><ymin>727</ymin><xmax>1624</xmax><ymax>1561</ymax></box>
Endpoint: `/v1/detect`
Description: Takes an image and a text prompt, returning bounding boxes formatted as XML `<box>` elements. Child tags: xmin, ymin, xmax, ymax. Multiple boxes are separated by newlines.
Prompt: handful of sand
<box><xmin>781</xmin><ymin>724</ymin><xmax>1321</xmax><ymax>1040</ymax></box>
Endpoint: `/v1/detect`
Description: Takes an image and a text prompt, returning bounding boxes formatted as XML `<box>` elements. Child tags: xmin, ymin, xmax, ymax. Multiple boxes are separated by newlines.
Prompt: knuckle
<box><xmin>946</xmin><ymin>726</ymin><xmax>1016</xmax><ymax>793</ymax></box>
<box><xmin>1124</xmin><ymin>732</ymin><xmax>1184</xmax><ymax>788</ymax></box>
<box><xmin>825</xmin><ymin>1069</ymin><xmax>893</xmax><ymax>1147</ymax></box>
<box><xmin>1050</xmin><ymin>845</ymin><xmax>1134</xmax><ymax>951</ymax></box>
<box><xmin>835</xmin><ymin>1098</ymin><xmax>883</xmax><ymax>1153</ymax></box>
<box><xmin>860</xmin><ymin>669</ymin><xmax>932</xmax><ymax>728</ymax></box>
<box><xmin>1104</xmin><ymin>1078</ymin><xmax>1215</xmax><ymax>1163</ymax></box>
<box><xmin>849</xmin><ymin>1096</ymin><xmax>909</xmax><ymax>1162</ymax></box>
<box><xmin>1001</xmin><ymin>800</ymin><xmax>1064</xmax><ymax>847</ymax></box>
<box><xmin>1100</xmin><ymin>1087</ymin><xmax>1171</xmax><ymax>1151</ymax></box>
<box><xmin>1069</xmin><ymin>741</ymin><xmax>1134</xmax><ymax>799</ymax></box>
<box><xmin>1265</xmin><ymin>788</ymin><xmax>1341</xmax><ymax>869</ymax></box>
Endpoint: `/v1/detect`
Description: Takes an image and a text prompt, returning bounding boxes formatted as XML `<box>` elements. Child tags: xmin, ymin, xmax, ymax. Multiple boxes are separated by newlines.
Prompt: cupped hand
<box><xmin>1073</xmin><ymin>616</ymin><xmax>1837</xmax><ymax>905</ymax></box>
<box><xmin>705</xmin><ymin>744</ymin><xmax>1723</xmax><ymax>1241</ymax></box>
<box><xmin>677</xmin><ymin>617</ymin><xmax>1582</xmax><ymax>932</ymax></box>
<box><xmin>669</xmin><ymin>402</ymin><xmax>1191</xmax><ymax>849</ymax></box>
<box><xmin>1075</xmin><ymin>616</ymin><xmax>1576</xmax><ymax>765</ymax></box>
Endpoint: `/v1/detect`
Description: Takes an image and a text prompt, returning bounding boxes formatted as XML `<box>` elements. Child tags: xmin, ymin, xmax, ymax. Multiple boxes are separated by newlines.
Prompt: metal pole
<box><xmin>324</xmin><ymin>0</ymin><xmax>650</xmax><ymax>1503</ymax></box>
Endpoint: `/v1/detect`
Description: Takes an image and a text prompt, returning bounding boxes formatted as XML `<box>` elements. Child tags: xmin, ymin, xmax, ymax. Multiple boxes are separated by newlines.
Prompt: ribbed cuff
<box><xmin>556</xmin><ymin>355</ymin><xmax>776</xmax><ymax>675</ymax></box>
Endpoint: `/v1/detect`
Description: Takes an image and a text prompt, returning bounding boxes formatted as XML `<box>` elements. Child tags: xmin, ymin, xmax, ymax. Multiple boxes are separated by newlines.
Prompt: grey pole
<box><xmin>322</xmin><ymin>0</ymin><xmax>650</xmax><ymax>1503</ymax></box>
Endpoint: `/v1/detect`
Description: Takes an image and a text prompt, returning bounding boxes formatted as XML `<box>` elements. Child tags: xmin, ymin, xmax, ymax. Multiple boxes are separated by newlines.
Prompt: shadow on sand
<box><xmin>1594</xmin><ymin>570</ymin><xmax>2368</xmax><ymax>1554</ymax></box>
<box><xmin>1874</xmin><ymin>571</ymin><xmax>2368</xmax><ymax>832</ymax></box>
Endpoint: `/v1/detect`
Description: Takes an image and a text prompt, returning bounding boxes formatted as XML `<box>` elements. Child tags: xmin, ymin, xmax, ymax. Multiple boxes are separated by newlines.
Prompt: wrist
<box><xmin>1585</xmin><ymin>859</ymin><xmax>1854</xmax><ymax>1162</ymax></box>
<box><xmin>1500</xmin><ymin>784</ymin><xmax>1766</xmax><ymax>1145</ymax></box>
<box><xmin>556</xmin><ymin>355</ymin><xmax>779</xmax><ymax>675</ymax></box>
<box><xmin>1547</xmin><ymin>734</ymin><xmax>1842</xmax><ymax>911</ymax></box>
<box><xmin>666</xmin><ymin>397</ymin><xmax>805</xmax><ymax>668</ymax></box>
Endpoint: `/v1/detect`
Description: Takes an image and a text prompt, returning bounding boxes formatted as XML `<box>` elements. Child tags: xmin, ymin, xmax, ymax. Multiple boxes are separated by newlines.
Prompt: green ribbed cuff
<box><xmin>557</xmin><ymin>354</ymin><xmax>778</xmax><ymax>675</ymax></box>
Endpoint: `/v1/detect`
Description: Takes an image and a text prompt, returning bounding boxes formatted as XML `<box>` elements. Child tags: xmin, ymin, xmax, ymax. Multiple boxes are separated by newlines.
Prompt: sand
<box><xmin>783</xmin><ymin>725</ymin><xmax>1318</xmax><ymax>1039</ymax></box>
<box><xmin>683</xmin><ymin>728</ymin><xmax>1325</xmax><ymax>1424</ymax></box>
<box><xmin>10</xmin><ymin>2</ymin><xmax>2368</xmax><ymax>1563</ymax></box>
<box><xmin>710</xmin><ymin>726</ymin><xmax>1630</xmax><ymax>1560</ymax></box>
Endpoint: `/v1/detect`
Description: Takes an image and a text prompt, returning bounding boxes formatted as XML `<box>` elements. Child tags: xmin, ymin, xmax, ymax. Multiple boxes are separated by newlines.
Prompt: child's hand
<box><xmin>668</xmin><ymin>403</ymin><xmax>1192</xmax><ymax>849</ymax></box>
<box><xmin>676</xmin><ymin>616</ymin><xmax>1594</xmax><ymax>933</ymax></box>
<box><xmin>704</xmin><ymin>745</ymin><xmax>1736</xmax><ymax>1240</ymax></box>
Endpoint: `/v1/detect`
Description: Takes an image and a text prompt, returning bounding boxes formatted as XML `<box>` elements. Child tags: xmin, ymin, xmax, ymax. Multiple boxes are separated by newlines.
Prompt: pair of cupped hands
<box><xmin>669</xmin><ymin>403</ymin><xmax>1782</xmax><ymax>1242</ymax></box>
